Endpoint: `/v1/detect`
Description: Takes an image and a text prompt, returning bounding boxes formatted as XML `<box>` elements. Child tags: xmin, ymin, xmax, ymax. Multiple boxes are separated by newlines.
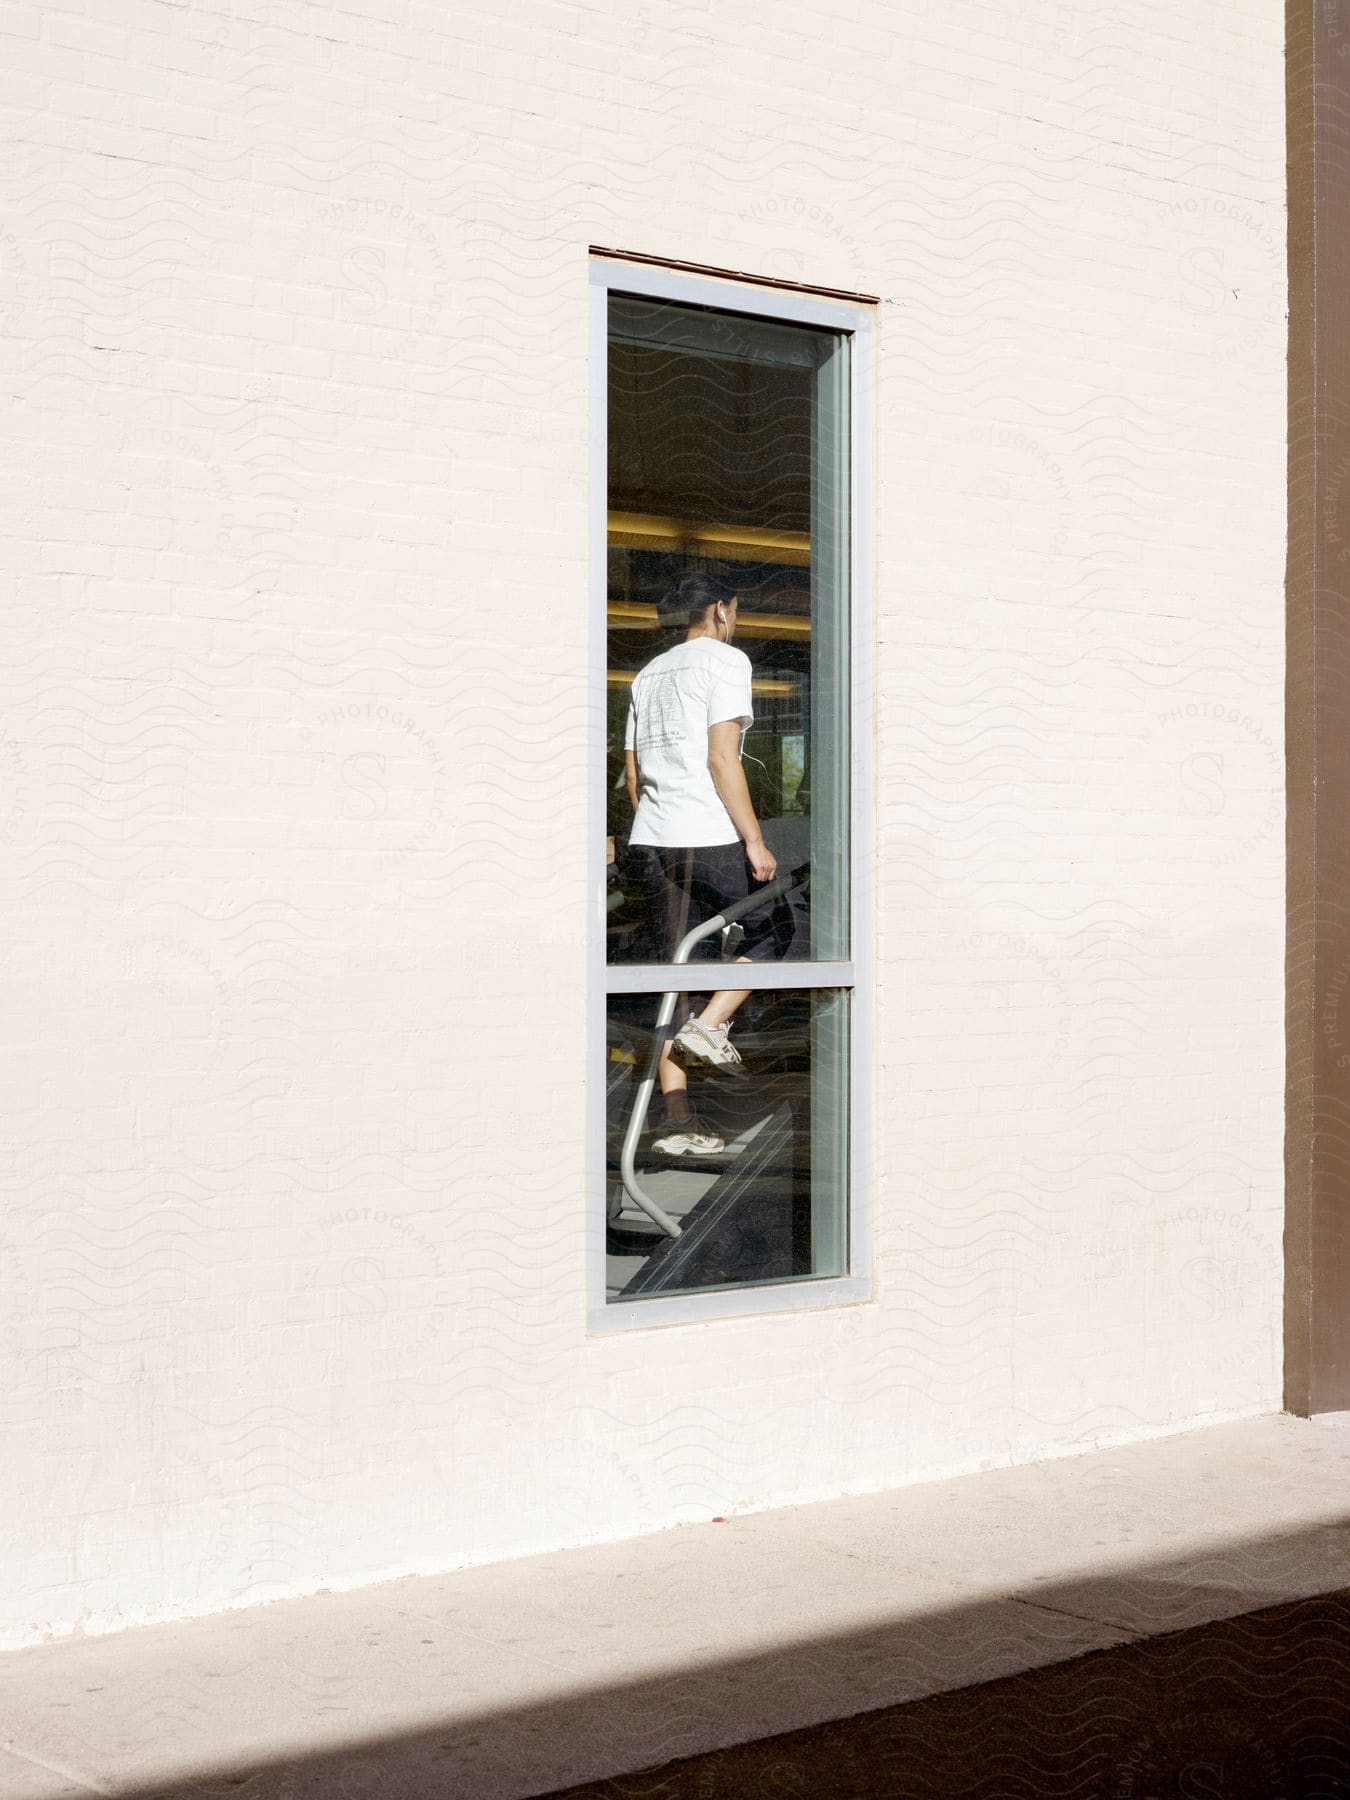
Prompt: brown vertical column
<box><xmin>1285</xmin><ymin>1</ymin><xmax>1350</xmax><ymax>1412</ymax></box>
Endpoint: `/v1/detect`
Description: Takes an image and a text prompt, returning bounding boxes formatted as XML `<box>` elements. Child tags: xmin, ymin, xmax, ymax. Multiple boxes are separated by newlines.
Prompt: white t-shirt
<box><xmin>625</xmin><ymin>637</ymin><xmax>753</xmax><ymax>848</ymax></box>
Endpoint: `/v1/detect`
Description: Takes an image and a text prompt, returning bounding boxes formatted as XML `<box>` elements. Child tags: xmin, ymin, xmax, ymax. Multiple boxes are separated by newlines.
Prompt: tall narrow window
<box><xmin>593</xmin><ymin>262</ymin><xmax>867</xmax><ymax>1318</ymax></box>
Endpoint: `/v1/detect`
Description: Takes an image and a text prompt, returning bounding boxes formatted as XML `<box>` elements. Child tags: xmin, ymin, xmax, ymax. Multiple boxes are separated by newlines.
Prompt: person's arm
<box><xmin>708</xmin><ymin>720</ymin><xmax>777</xmax><ymax>881</ymax></box>
<box><xmin>623</xmin><ymin>698</ymin><xmax>641</xmax><ymax>814</ymax></box>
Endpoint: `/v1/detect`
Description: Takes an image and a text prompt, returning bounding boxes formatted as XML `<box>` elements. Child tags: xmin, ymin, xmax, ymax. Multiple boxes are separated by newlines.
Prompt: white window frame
<box><xmin>587</xmin><ymin>253</ymin><xmax>874</xmax><ymax>1334</ymax></box>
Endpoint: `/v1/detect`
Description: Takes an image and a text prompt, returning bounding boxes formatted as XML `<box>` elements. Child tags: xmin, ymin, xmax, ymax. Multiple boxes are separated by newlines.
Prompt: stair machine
<box><xmin>606</xmin><ymin>861</ymin><xmax>813</xmax><ymax>1299</ymax></box>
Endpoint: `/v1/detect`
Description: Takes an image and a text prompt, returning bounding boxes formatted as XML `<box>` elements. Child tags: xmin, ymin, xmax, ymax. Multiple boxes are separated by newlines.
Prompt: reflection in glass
<box><xmin>605</xmin><ymin>294</ymin><xmax>849</xmax><ymax>965</ymax></box>
<box><xmin>605</xmin><ymin>988</ymin><xmax>848</xmax><ymax>1302</ymax></box>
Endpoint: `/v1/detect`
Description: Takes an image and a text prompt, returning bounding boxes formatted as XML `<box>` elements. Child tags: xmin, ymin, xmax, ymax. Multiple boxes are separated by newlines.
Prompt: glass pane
<box><xmin>605</xmin><ymin>987</ymin><xmax>848</xmax><ymax>1303</ymax></box>
<box><xmin>605</xmin><ymin>294</ymin><xmax>849</xmax><ymax>966</ymax></box>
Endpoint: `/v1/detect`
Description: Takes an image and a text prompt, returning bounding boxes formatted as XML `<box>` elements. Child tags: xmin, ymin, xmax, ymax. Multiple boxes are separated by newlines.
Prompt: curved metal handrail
<box><xmin>617</xmin><ymin>861</ymin><xmax>810</xmax><ymax>1238</ymax></box>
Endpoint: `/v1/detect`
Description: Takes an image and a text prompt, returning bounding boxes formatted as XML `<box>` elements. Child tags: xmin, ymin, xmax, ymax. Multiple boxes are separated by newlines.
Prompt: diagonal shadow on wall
<box><xmin>15</xmin><ymin>1519</ymin><xmax>1350</xmax><ymax>1800</ymax></box>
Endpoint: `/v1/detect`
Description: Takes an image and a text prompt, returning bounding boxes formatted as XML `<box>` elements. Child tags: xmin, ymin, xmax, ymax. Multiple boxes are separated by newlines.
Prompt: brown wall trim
<box><xmin>588</xmin><ymin>245</ymin><xmax>880</xmax><ymax>307</ymax></box>
<box><xmin>1285</xmin><ymin>1</ymin><xmax>1350</xmax><ymax>1412</ymax></box>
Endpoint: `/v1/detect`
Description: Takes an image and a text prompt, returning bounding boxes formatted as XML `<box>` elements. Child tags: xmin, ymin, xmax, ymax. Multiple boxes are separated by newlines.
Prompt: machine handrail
<box><xmin>617</xmin><ymin>861</ymin><xmax>810</xmax><ymax>1239</ymax></box>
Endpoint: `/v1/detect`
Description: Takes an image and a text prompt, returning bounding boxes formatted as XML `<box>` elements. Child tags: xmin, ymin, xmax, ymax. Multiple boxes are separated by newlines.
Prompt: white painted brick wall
<box><xmin>0</xmin><ymin>0</ymin><xmax>1286</xmax><ymax>1646</ymax></box>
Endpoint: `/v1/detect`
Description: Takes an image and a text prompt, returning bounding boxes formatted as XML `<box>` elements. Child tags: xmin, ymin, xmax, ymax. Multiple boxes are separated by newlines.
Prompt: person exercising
<box><xmin>624</xmin><ymin>571</ymin><xmax>779</xmax><ymax>1156</ymax></box>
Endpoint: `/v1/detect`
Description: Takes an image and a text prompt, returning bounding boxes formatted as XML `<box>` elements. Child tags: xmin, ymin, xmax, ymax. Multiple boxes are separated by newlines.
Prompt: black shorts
<box><xmin>652</xmin><ymin>843</ymin><xmax>787</xmax><ymax>965</ymax></box>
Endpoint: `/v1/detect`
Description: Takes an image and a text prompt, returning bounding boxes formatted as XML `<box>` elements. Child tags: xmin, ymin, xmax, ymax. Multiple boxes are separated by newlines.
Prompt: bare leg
<box><xmin>698</xmin><ymin>956</ymin><xmax>753</xmax><ymax>1031</ymax></box>
<box><xmin>662</xmin><ymin>963</ymin><xmax>754</xmax><ymax>1113</ymax></box>
<box><xmin>698</xmin><ymin>987</ymin><xmax>751</xmax><ymax>1029</ymax></box>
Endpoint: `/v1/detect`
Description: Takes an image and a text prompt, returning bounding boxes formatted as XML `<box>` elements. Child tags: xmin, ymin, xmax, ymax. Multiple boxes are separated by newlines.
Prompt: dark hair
<box><xmin>657</xmin><ymin>571</ymin><xmax>737</xmax><ymax>630</ymax></box>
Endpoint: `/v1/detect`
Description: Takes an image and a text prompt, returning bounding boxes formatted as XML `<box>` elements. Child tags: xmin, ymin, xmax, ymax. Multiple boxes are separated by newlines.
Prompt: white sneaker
<box><xmin>672</xmin><ymin>1017</ymin><xmax>743</xmax><ymax>1069</ymax></box>
<box><xmin>652</xmin><ymin>1121</ymin><xmax>726</xmax><ymax>1157</ymax></box>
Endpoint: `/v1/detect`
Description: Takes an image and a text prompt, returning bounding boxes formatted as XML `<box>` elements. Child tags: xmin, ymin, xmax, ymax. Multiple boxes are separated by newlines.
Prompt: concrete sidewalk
<box><xmin>4</xmin><ymin>1413</ymin><xmax>1350</xmax><ymax>1799</ymax></box>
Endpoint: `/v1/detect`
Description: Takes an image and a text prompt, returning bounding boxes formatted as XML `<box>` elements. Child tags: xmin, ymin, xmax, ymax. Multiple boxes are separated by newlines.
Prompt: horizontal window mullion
<box><xmin>603</xmin><ymin>961</ymin><xmax>854</xmax><ymax>994</ymax></box>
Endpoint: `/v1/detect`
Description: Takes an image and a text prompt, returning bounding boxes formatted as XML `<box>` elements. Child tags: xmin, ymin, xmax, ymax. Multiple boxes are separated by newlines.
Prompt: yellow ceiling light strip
<box><xmin>607</xmin><ymin>669</ymin><xmax>798</xmax><ymax>697</ymax></box>
<box><xmin>607</xmin><ymin>600</ymin><xmax>810</xmax><ymax>643</ymax></box>
<box><xmin>608</xmin><ymin>511</ymin><xmax>811</xmax><ymax>568</ymax></box>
